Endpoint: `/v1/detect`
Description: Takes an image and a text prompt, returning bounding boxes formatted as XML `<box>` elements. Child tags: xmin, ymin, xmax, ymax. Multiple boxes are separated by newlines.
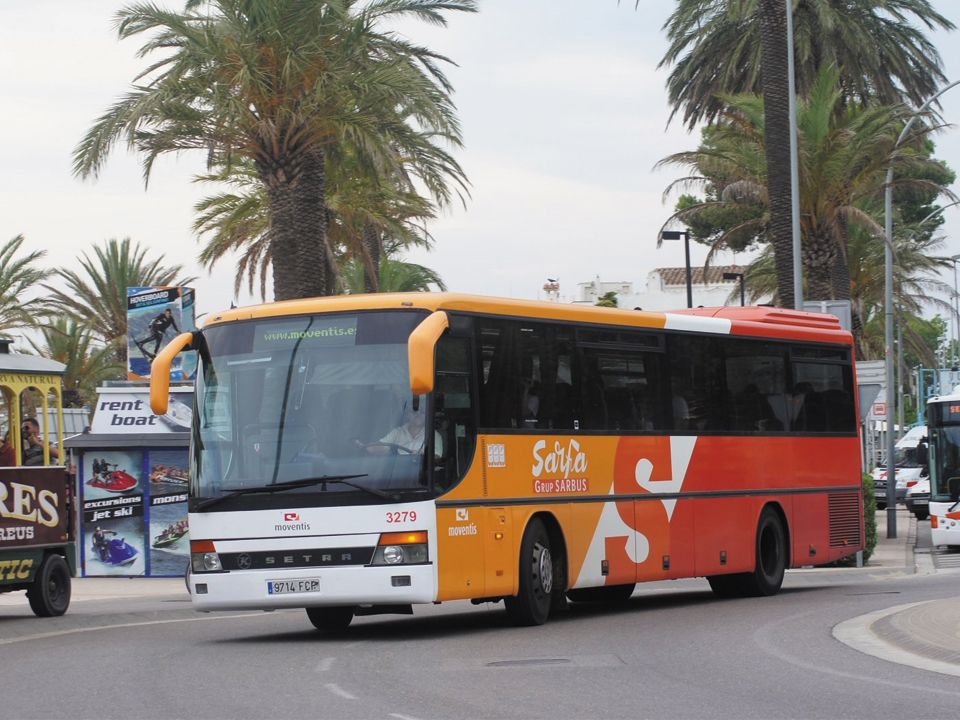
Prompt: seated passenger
<box><xmin>0</xmin><ymin>431</ymin><xmax>15</xmax><ymax>466</ymax></box>
<box><xmin>22</xmin><ymin>418</ymin><xmax>58</xmax><ymax>466</ymax></box>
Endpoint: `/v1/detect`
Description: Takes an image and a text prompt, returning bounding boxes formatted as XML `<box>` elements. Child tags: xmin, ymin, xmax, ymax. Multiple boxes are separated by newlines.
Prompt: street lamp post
<box><xmin>722</xmin><ymin>271</ymin><xmax>745</xmax><ymax>306</ymax></box>
<box><xmin>660</xmin><ymin>230</ymin><xmax>693</xmax><ymax>308</ymax></box>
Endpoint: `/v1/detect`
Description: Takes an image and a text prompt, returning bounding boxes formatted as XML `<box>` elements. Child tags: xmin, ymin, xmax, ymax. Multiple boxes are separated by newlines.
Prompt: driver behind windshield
<box><xmin>363</xmin><ymin>405</ymin><xmax>443</xmax><ymax>458</ymax></box>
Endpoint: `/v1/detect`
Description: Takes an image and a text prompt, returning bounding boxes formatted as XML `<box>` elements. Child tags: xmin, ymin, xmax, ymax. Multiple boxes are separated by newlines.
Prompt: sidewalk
<box><xmin>836</xmin><ymin>508</ymin><xmax>960</xmax><ymax>676</ymax></box>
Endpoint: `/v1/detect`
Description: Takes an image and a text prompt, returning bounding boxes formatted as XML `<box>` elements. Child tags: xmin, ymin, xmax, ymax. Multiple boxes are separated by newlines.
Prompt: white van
<box><xmin>872</xmin><ymin>425</ymin><xmax>928</xmax><ymax>510</ymax></box>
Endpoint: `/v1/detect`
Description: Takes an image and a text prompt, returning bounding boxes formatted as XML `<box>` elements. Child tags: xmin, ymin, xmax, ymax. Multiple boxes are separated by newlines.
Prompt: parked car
<box><xmin>873</xmin><ymin>425</ymin><xmax>927</xmax><ymax>510</ymax></box>
<box><xmin>904</xmin><ymin>476</ymin><xmax>930</xmax><ymax>520</ymax></box>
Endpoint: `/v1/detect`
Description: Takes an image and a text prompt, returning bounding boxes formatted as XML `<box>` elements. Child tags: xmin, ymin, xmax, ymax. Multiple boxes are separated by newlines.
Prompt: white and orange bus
<box><xmin>150</xmin><ymin>294</ymin><xmax>864</xmax><ymax>631</ymax></box>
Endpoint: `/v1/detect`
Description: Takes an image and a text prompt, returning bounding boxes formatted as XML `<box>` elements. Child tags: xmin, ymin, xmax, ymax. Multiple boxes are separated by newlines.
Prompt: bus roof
<box><xmin>202</xmin><ymin>292</ymin><xmax>853</xmax><ymax>345</ymax></box>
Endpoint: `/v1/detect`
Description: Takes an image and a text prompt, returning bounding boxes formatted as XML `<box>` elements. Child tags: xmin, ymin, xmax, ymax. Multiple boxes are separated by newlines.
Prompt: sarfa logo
<box><xmin>531</xmin><ymin>439</ymin><xmax>589</xmax><ymax>494</ymax></box>
<box><xmin>531</xmin><ymin>439</ymin><xmax>588</xmax><ymax>479</ymax></box>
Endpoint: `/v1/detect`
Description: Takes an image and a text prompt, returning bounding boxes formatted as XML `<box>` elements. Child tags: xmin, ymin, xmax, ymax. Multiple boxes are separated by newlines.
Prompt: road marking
<box><xmin>0</xmin><ymin>612</ymin><xmax>265</xmax><ymax>647</ymax></box>
<box><xmin>324</xmin><ymin>683</ymin><xmax>356</xmax><ymax>700</ymax></box>
<box><xmin>316</xmin><ymin>657</ymin><xmax>335</xmax><ymax>672</ymax></box>
<box><xmin>390</xmin><ymin>714</ymin><xmax>423</xmax><ymax>720</ymax></box>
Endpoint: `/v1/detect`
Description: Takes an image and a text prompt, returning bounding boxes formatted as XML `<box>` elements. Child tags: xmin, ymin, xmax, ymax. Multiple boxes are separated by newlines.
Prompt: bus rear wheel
<box><xmin>505</xmin><ymin>518</ymin><xmax>556</xmax><ymax>626</ymax></box>
<box><xmin>708</xmin><ymin>507</ymin><xmax>786</xmax><ymax>598</ymax></box>
<box><xmin>567</xmin><ymin>583</ymin><xmax>635</xmax><ymax>604</ymax></box>
<box><xmin>27</xmin><ymin>554</ymin><xmax>71</xmax><ymax>617</ymax></box>
<box><xmin>306</xmin><ymin>606</ymin><xmax>354</xmax><ymax>633</ymax></box>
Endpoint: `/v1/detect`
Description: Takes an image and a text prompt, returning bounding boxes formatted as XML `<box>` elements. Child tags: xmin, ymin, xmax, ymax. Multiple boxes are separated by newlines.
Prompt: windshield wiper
<box><xmin>195</xmin><ymin>473</ymin><xmax>371</xmax><ymax>511</ymax></box>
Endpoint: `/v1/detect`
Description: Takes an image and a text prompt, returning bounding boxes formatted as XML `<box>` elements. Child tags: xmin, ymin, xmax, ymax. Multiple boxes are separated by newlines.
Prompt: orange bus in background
<box><xmin>150</xmin><ymin>294</ymin><xmax>864</xmax><ymax>631</ymax></box>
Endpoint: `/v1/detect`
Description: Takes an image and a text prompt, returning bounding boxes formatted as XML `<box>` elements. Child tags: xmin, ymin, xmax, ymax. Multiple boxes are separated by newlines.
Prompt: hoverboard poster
<box><xmin>127</xmin><ymin>286</ymin><xmax>195</xmax><ymax>381</ymax></box>
<box><xmin>80</xmin><ymin>450</ymin><xmax>146</xmax><ymax>576</ymax></box>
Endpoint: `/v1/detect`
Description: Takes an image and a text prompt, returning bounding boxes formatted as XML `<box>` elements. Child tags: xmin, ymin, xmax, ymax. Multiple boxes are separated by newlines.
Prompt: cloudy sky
<box><xmin>4</xmin><ymin>1</ymin><xmax>960</xmax><ymax>320</ymax></box>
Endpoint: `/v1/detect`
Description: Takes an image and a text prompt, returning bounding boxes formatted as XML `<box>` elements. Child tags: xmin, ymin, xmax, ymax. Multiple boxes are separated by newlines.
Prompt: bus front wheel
<box><xmin>505</xmin><ymin>518</ymin><xmax>555</xmax><ymax>626</ymax></box>
<box><xmin>708</xmin><ymin>507</ymin><xmax>786</xmax><ymax>598</ymax></box>
<box><xmin>306</xmin><ymin>606</ymin><xmax>354</xmax><ymax>633</ymax></box>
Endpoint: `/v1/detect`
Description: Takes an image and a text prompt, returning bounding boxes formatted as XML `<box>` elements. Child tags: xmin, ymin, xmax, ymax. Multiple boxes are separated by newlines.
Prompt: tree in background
<box><xmin>193</xmin><ymin>157</ymin><xmax>445</xmax><ymax>298</ymax></box>
<box><xmin>595</xmin><ymin>291</ymin><xmax>619</xmax><ymax>308</ymax></box>
<box><xmin>74</xmin><ymin>0</ymin><xmax>474</xmax><ymax>301</ymax></box>
<box><xmin>0</xmin><ymin>235</ymin><xmax>51</xmax><ymax>334</ymax></box>
<box><xmin>26</xmin><ymin>317</ymin><xmax>124</xmax><ymax>408</ymax></box>
<box><xmin>659</xmin><ymin>0</ymin><xmax>954</xmax><ymax>129</ymax></box>
<box><xmin>342</xmin><ymin>241</ymin><xmax>447</xmax><ymax>294</ymax></box>
<box><xmin>658</xmin><ymin>66</ymin><xmax>955</xmax><ymax>343</ymax></box>
<box><xmin>42</xmin><ymin>238</ymin><xmax>192</xmax><ymax>359</ymax></box>
<box><xmin>656</xmin><ymin>0</ymin><xmax>954</xmax><ymax>305</ymax></box>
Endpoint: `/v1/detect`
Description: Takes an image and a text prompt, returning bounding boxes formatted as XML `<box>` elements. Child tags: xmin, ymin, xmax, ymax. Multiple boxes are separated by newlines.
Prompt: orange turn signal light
<box><xmin>930</xmin><ymin>516</ymin><xmax>939</xmax><ymax>528</ymax></box>
<box><xmin>379</xmin><ymin>531</ymin><xmax>427</xmax><ymax>545</ymax></box>
<box><xmin>191</xmin><ymin>539</ymin><xmax>217</xmax><ymax>553</ymax></box>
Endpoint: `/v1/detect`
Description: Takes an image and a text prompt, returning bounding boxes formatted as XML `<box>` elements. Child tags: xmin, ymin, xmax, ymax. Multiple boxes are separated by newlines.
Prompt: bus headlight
<box><xmin>190</xmin><ymin>540</ymin><xmax>223</xmax><ymax>573</ymax></box>
<box><xmin>192</xmin><ymin>552</ymin><xmax>223</xmax><ymax>573</ymax></box>
<box><xmin>372</xmin><ymin>531</ymin><xmax>428</xmax><ymax>565</ymax></box>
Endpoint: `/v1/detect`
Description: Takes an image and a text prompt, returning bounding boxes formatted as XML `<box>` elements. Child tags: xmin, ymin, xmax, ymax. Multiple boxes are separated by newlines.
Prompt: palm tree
<box><xmin>342</xmin><ymin>242</ymin><xmax>447</xmax><ymax>293</ymax></box>
<box><xmin>658</xmin><ymin>67</ymin><xmax>955</xmax><ymax>324</ymax></box>
<box><xmin>656</xmin><ymin>0</ymin><xmax>954</xmax><ymax>306</ymax></box>
<box><xmin>0</xmin><ymin>235</ymin><xmax>51</xmax><ymax>333</ymax></box>
<box><xmin>659</xmin><ymin>0</ymin><xmax>954</xmax><ymax>129</ymax></box>
<box><xmin>26</xmin><ymin>317</ymin><xmax>124</xmax><ymax>408</ymax></box>
<box><xmin>42</xmin><ymin>238</ymin><xmax>192</xmax><ymax>357</ymax></box>
<box><xmin>74</xmin><ymin>0</ymin><xmax>474</xmax><ymax>301</ymax></box>
<box><xmin>194</xmin><ymin>157</ymin><xmax>442</xmax><ymax>299</ymax></box>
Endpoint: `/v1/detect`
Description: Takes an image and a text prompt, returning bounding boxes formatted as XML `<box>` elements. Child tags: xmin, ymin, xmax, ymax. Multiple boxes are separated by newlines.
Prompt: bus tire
<box><xmin>505</xmin><ymin>518</ymin><xmax>554</xmax><ymax>626</ymax></box>
<box><xmin>708</xmin><ymin>507</ymin><xmax>787</xmax><ymax>598</ymax></box>
<box><xmin>27</xmin><ymin>554</ymin><xmax>71</xmax><ymax>617</ymax></box>
<box><xmin>567</xmin><ymin>584</ymin><xmax>635</xmax><ymax>604</ymax></box>
<box><xmin>306</xmin><ymin>606</ymin><xmax>354</xmax><ymax>633</ymax></box>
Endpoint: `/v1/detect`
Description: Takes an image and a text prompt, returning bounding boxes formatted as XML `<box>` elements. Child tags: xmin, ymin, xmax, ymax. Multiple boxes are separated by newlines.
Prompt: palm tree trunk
<box><xmin>265</xmin><ymin>150</ymin><xmax>329</xmax><ymax>301</ymax></box>
<box><xmin>362</xmin><ymin>226</ymin><xmax>381</xmax><ymax>293</ymax></box>
<box><xmin>758</xmin><ymin>0</ymin><xmax>795</xmax><ymax>309</ymax></box>
<box><xmin>803</xmin><ymin>234</ymin><xmax>837</xmax><ymax>301</ymax></box>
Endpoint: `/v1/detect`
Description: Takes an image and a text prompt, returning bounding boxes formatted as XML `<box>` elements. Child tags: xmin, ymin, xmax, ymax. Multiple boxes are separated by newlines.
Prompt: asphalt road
<box><xmin>2</xmin><ymin>568</ymin><xmax>959</xmax><ymax>719</ymax></box>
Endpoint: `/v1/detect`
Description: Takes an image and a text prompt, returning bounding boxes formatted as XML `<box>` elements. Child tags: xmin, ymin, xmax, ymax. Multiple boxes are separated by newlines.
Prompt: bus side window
<box><xmin>434</xmin><ymin>336</ymin><xmax>475</xmax><ymax>489</ymax></box>
<box><xmin>667</xmin><ymin>335</ymin><xmax>725</xmax><ymax>431</ymax></box>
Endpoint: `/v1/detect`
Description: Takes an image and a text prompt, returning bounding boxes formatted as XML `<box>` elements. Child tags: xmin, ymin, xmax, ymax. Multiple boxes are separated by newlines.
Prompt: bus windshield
<box><xmin>929</xmin><ymin>423</ymin><xmax>960</xmax><ymax>503</ymax></box>
<box><xmin>192</xmin><ymin>310</ymin><xmax>434</xmax><ymax>509</ymax></box>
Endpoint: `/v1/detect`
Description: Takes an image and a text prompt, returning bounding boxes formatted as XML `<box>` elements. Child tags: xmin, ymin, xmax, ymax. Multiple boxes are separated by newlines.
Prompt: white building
<box><xmin>573</xmin><ymin>265</ymin><xmax>767</xmax><ymax>311</ymax></box>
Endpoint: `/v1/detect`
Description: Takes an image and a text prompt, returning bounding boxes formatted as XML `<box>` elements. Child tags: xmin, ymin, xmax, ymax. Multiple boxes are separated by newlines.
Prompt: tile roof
<box><xmin>656</xmin><ymin>265</ymin><xmax>746</xmax><ymax>286</ymax></box>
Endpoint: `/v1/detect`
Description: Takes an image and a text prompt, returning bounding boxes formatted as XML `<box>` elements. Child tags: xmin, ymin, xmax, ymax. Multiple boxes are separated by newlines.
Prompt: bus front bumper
<box><xmin>188</xmin><ymin>564</ymin><xmax>437</xmax><ymax>611</ymax></box>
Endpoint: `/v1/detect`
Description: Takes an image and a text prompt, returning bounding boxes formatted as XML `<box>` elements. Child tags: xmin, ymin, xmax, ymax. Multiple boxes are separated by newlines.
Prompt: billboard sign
<box><xmin>127</xmin><ymin>286</ymin><xmax>196</xmax><ymax>381</ymax></box>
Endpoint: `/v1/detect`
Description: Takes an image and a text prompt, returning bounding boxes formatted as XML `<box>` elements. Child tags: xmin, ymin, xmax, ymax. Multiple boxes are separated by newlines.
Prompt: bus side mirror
<box><xmin>149</xmin><ymin>331</ymin><xmax>197</xmax><ymax>415</ymax></box>
<box><xmin>916</xmin><ymin>441</ymin><xmax>929</xmax><ymax>467</ymax></box>
<box><xmin>408</xmin><ymin>311</ymin><xmax>449</xmax><ymax>396</ymax></box>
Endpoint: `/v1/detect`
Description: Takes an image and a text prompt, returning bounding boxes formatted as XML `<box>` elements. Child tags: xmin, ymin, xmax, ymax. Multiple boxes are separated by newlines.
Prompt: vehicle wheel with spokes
<box><xmin>27</xmin><ymin>554</ymin><xmax>71</xmax><ymax>617</ymax></box>
<box><xmin>306</xmin><ymin>606</ymin><xmax>355</xmax><ymax>633</ymax></box>
<box><xmin>505</xmin><ymin>518</ymin><xmax>555</xmax><ymax>626</ymax></box>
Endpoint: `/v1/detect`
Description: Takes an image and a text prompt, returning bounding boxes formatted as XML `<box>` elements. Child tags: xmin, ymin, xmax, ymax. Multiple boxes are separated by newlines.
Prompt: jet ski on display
<box><xmin>152</xmin><ymin>522</ymin><xmax>188</xmax><ymax>549</ymax></box>
<box><xmin>149</xmin><ymin>464</ymin><xmax>188</xmax><ymax>486</ymax></box>
<box><xmin>95</xmin><ymin>537</ymin><xmax>140</xmax><ymax>567</ymax></box>
<box><xmin>87</xmin><ymin>468</ymin><xmax>138</xmax><ymax>493</ymax></box>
